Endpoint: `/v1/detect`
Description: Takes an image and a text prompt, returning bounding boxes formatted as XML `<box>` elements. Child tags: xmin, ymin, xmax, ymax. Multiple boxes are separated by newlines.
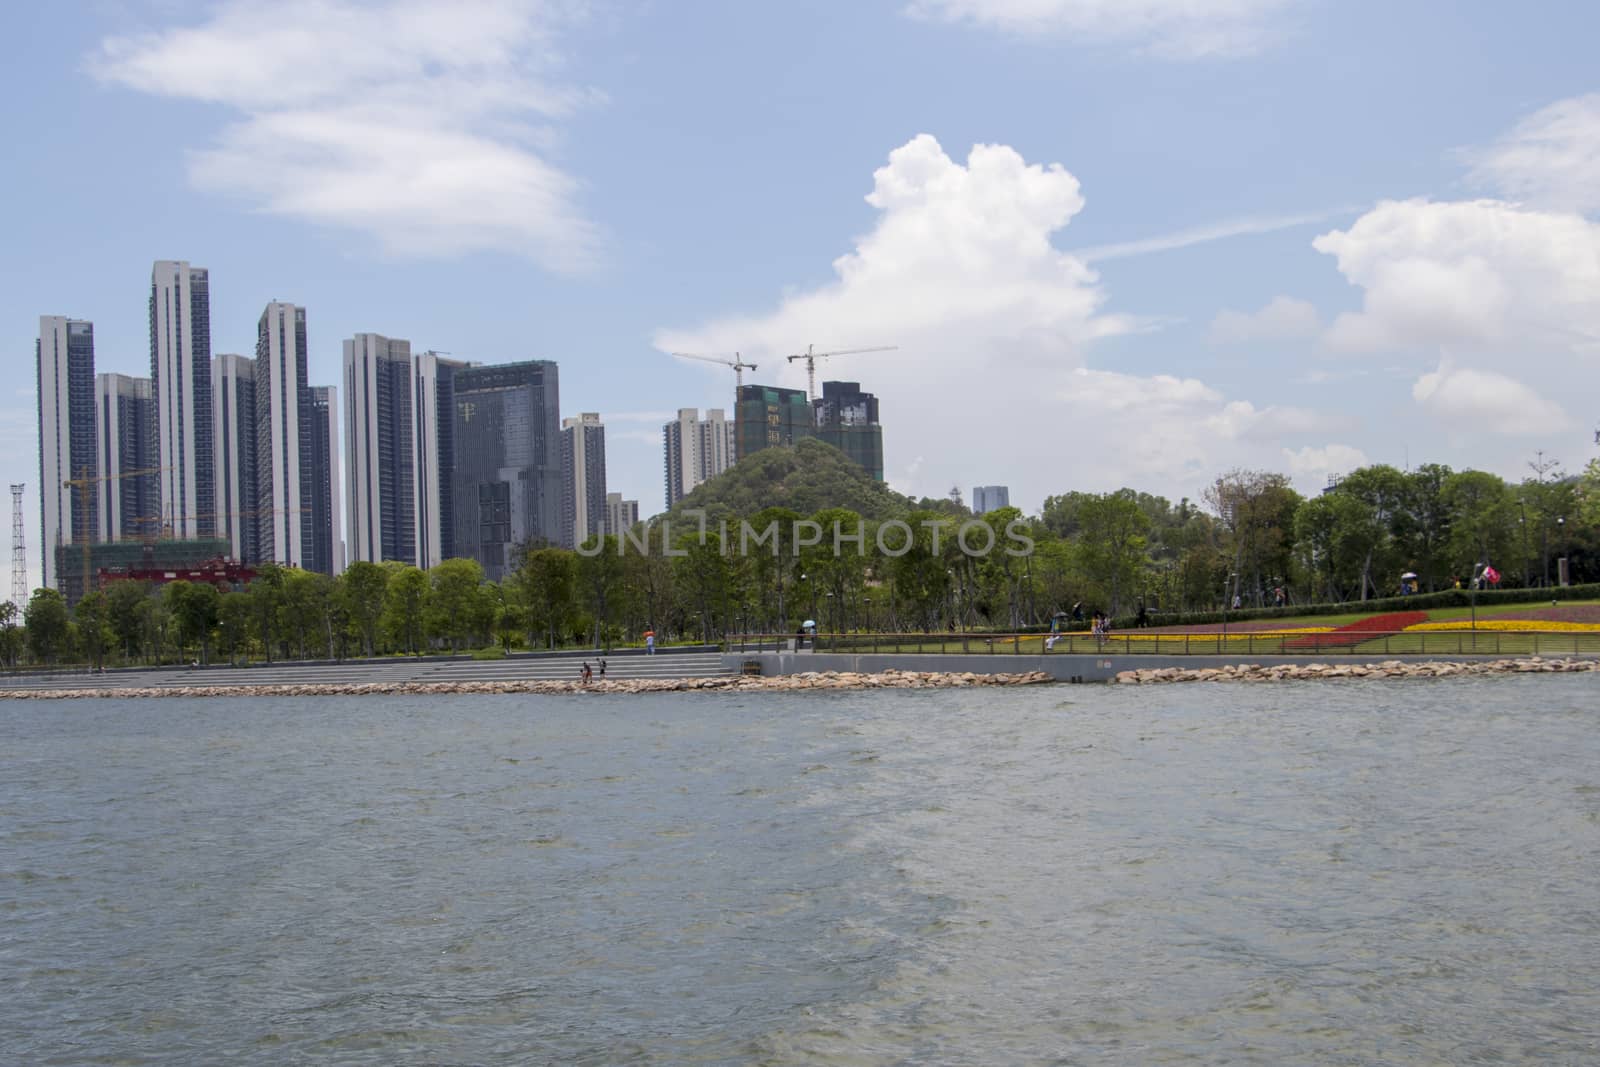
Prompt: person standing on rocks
<box><xmin>581</xmin><ymin>662</ymin><xmax>593</xmax><ymax>685</ymax></box>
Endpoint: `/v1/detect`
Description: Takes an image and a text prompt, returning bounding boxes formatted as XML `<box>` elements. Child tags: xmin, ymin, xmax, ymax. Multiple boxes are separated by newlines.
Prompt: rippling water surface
<box><xmin>4</xmin><ymin>676</ymin><xmax>1600</xmax><ymax>1064</ymax></box>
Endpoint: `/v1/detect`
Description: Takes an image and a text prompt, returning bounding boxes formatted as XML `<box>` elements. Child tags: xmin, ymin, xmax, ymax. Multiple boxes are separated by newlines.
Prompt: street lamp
<box><xmin>1222</xmin><ymin>572</ymin><xmax>1237</xmax><ymax>647</ymax></box>
<box><xmin>863</xmin><ymin>595</ymin><xmax>872</xmax><ymax>632</ymax></box>
<box><xmin>1557</xmin><ymin>516</ymin><xmax>1567</xmax><ymax>587</ymax></box>
<box><xmin>1470</xmin><ymin>561</ymin><xmax>1487</xmax><ymax>634</ymax></box>
<box><xmin>1518</xmin><ymin>499</ymin><xmax>1530</xmax><ymax>587</ymax></box>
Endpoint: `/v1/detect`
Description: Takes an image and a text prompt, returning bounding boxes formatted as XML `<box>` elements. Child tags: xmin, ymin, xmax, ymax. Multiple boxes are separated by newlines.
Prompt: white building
<box><xmin>411</xmin><ymin>350</ymin><xmax>466</xmax><ymax>570</ymax></box>
<box><xmin>37</xmin><ymin>316</ymin><xmax>96</xmax><ymax>592</ymax></box>
<box><xmin>255</xmin><ymin>301</ymin><xmax>310</xmax><ymax>569</ymax></box>
<box><xmin>561</xmin><ymin>413</ymin><xmax>606</xmax><ymax>549</ymax></box>
<box><xmin>212</xmin><ymin>353</ymin><xmax>257</xmax><ymax>562</ymax></box>
<box><xmin>606</xmin><ymin>492</ymin><xmax>639</xmax><ymax>536</ymax></box>
<box><xmin>343</xmin><ymin>333</ymin><xmax>414</xmax><ymax>565</ymax></box>
<box><xmin>94</xmin><ymin>372</ymin><xmax>157</xmax><ymax>544</ymax></box>
<box><xmin>663</xmin><ymin>407</ymin><xmax>735</xmax><ymax>508</ymax></box>
<box><xmin>149</xmin><ymin>261</ymin><xmax>214</xmax><ymax>539</ymax></box>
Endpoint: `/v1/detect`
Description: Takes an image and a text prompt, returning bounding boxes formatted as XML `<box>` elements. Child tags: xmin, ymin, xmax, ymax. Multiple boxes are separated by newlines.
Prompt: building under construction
<box><xmin>53</xmin><ymin>538</ymin><xmax>247</xmax><ymax>605</ymax></box>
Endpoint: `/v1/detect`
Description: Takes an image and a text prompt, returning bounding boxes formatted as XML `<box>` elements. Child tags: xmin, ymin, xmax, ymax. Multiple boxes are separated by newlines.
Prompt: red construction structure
<box><xmin>98</xmin><ymin>556</ymin><xmax>258</xmax><ymax>593</ymax></box>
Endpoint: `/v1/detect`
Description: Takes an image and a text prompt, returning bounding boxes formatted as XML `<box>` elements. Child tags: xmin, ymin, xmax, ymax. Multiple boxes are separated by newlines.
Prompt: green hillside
<box><xmin>669</xmin><ymin>438</ymin><xmax>917</xmax><ymax>520</ymax></box>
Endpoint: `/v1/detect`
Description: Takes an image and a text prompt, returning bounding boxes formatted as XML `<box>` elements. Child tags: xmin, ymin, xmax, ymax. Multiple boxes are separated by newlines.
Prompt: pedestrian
<box><xmin>644</xmin><ymin>629</ymin><xmax>655</xmax><ymax>655</ymax></box>
<box><xmin>598</xmin><ymin>658</ymin><xmax>607</xmax><ymax>679</ymax></box>
<box><xmin>581</xmin><ymin>661</ymin><xmax>592</xmax><ymax>684</ymax></box>
<box><xmin>1231</xmin><ymin>593</ymin><xmax>1241</xmax><ymax>610</ymax></box>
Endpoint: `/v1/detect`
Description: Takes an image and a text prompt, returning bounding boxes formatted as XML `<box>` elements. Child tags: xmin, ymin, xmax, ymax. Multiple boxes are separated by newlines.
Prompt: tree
<box><xmin>217</xmin><ymin>591</ymin><xmax>253</xmax><ymax>665</ymax></box>
<box><xmin>280</xmin><ymin>569</ymin><xmax>334</xmax><ymax>660</ymax></box>
<box><xmin>339</xmin><ymin>561</ymin><xmax>389</xmax><ymax>657</ymax></box>
<box><xmin>248</xmin><ymin>564</ymin><xmax>286</xmax><ymax>663</ymax></box>
<box><xmin>428</xmin><ymin>558</ymin><xmax>492</xmax><ymax>651</ymax></box>
<box><xmin>381</xmin><ymin>565</ymin><xmax>429</xmax><ymax>654</ymax></box>
<box><xmin>517</xmin><ymin>548</ymin><xmax>575</xmax><ymax>650</ymax></box>
<box><xmin>24</xmin><ymin>588</ymin><xmax>70</xmax><ymax>665</ymax></box>
<box><xmin>105</xmin><ymin>580</ymin><xmax>150</xmax><ymax>663</ymax></box>
<box><xmin>165</xmin><ymin>580</ymin><xmax>221</xmax><ymax>665</ymax></box>
<box><xmin>74</xmin><ymin>591</ymin><xmax>113</xmax><ymax>669</ymax></box>
<box><xmin>0</xmin><ymin>601</ymin><xmax>20</xmax><ymax>668</ymax></box>
<box><xmin>1074</xmin><ymin>491</ymin><xmax>1150</xmax><ymax>616</ymax></box>
<box><xmin>576</xmin><ymin>536</ymin><xmax>623</xmax><ymax>648</ymax></box>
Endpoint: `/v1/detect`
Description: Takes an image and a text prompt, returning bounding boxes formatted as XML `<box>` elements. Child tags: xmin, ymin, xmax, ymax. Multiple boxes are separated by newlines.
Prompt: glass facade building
<box><xmin>37</xmin><ymin>316</ymin><xmax>97</xmax><ymax>592</ymax></box>
<box><xmin>213</xmin><ymin>353</ymin><xmax>258</xmax><ymax>563</ymax></box>
<box><xmin>812</xmin><ymin>380</ymin><xmax>884</xmax><ymax>482</ymax></box>
<box><xmin>95</xmin><ymin>372</ymin><xmax>158</xmax><ymax>544</ymax></box>
<box><xmin>734</xmin><ymin>384</ymin><xmax>815</xmax><ymax>466</ymax></box>
<box><xmin>560</xmin><ymin>412</ymin><xmax>606</xmax><ymax>549</ymax></box>
<box><xmin>309</xmin><ymin>385</ymin><xmax>340</xmax><ymax>574</ymax></box>
<box><xmin>344</xmin><ymin>334</ymin><xmax>415</xmax><ymax>564</ymax></box>
<box><xmin>149</xmin><ymin>261</ymin><xmax>214</xmax><ymax>539</ymax></box>
<box><xmin>451</xmin><ymin>360</ymin><xmax>561</xmax><ymax>581</ymax></box>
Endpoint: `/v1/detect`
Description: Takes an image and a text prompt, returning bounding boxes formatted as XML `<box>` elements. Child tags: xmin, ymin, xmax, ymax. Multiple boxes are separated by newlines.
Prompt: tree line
<box><xmin>2</xmin><ymin>458</ymin><xmax>1595</xmax><ymax>669</ymax></box>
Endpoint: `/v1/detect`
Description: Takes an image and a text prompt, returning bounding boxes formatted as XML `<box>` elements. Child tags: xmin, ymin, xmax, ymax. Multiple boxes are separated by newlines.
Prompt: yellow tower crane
<box><xmin>62</xmin><ymin>465</ymin><xmax>170</xmax><ymax>599</ymax></box>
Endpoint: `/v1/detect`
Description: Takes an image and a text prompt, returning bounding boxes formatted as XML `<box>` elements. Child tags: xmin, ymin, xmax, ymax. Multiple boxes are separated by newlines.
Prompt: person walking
<box><xmin>644</xmin><ymin>629</ymin><xmax>655</xmax><ymax>655</ymax></box>
<box><xmin>598</xmin><ymin>658</ymin><xmax>607</xmax><ymax>679</ymax></box>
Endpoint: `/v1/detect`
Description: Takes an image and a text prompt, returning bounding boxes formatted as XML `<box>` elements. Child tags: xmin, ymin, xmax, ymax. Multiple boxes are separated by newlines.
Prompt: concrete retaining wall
<box><xmin>721</xmin><ymin>651</ymin><xmax>1596</xmax><ymax>683</ymax></box>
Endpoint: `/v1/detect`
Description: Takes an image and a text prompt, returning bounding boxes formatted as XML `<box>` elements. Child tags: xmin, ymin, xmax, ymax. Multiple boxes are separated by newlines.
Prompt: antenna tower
<box><xmin>10</xmin><ymin>484</ymin><xmax>25</xmax><ymax>608</ymax></box>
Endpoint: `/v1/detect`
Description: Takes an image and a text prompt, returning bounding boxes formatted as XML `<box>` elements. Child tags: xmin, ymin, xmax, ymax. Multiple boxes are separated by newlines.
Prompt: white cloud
<box><xmin>90</xmin><ymin>0</ymin><xmax>599</xmax><ymax>268</ymax></box>
<box><xmin>657</xmin><ymin>132</ymin><xmax>1344</xmax><ymax>509</ymax></box>
<box><xmin>1211</xmin><ymin>295</ymin><xmax>1320</xmax><ymax>344</ymax></box>
<box><xmin>1282</xmin><ymin>444</ymin><xmax>1369</xmax><ymax>492</ymax></box>
<box><xmin>1075</xmin><ymin>209</ymin><xmax>1339</xmax><ymax>262</ymax></box>
<box><xmin>1468</xmin><ymin>93</ymin><xmax>1600</xmax><ymax>215</ymax></box>
<box><xmin>1313</xmin><ymin>197</ymin><xmax>1600</xmax><ymax>352</ymax></box>
<box><xmin>904</xmin><ymin>0</ymin><xmax>1297</xmax><ymax>58</ymax></box>
<box><xmin>1411</xmin><ymin>360</ymin><xmax>1571</xmax><ymax>436</ymax></box>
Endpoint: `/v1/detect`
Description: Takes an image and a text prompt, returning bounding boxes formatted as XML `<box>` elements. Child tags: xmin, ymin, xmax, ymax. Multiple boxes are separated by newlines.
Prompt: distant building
<box><xmin>411</xmin><ymin>351</ymin><xmax>465</xmax><ymax>570</ymax></box>
<box><xmin>343</xmin><ymin>333</ymin><xmax>415</xmax><ymax>565</ymax></box>
<box><xmin>606</xmin><ymin>492</ymin><xmax>639</xmax><ymax>536</ymax></box>
<box><xmin>255</xmin><ymin>301</ymin><xmax>315</xmax><ymax>570</ymax></box>
<box><xmin>813</xmin><ymin>380</ymin><xmax>883</xmax><ymax>481</ymax></box>
<box><xmin>37</xmin><ymin>316</ymin><xmax>97</xmax><ymax>593</ymax></box>
<box><xmin>150</xmin><ymin>260</ymin><xmax>214</xmax><ymax>539</ymax></box>
<box><xmin>560</xmin><ymin>413</ymin><xmax>606</xmax><ymax>548</ymax></box>
<box><xmin>95</xmin><ymin>373</ymin><xmax>158</xmax><ymax>544</ymax></box>
<box><xmin>212</xmin><ymin>353</ymin><xmax>258</xmax><ymax>562</ymax></box>
<box><xmin>309</xmin><ymin>385</ymin><xmax>341</xmax><ymax>574</ymax></box>
<box><xmin>972</xmin><ymin>485</ymin><xmax>1010</xmax><ymax>514</ymax></box>
<box><xmin>733</xmin><ymin>384</ymin><xmax>812</xmax><ymax>467</ymax></box>
<box><xmin>663</xmin><ymin>407</ymin><xmax>735</xmax><ymax>509</ymax></box>
<box><xmin>451</xmin><ymin>360</ymin><xmax>561</xmax><ymax>581</ymax></box>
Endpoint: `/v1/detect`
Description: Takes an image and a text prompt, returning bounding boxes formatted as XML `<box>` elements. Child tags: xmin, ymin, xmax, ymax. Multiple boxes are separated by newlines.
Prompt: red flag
<box><xmin>1484</xmin><ymin>565</ymin><xmax>1500</xmax><ymax>585</ymax></box>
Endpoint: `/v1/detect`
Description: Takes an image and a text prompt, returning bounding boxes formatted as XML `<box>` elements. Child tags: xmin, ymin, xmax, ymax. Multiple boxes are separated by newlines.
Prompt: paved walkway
<box><xmin>0</xmin><ymin>649</ymin><xmax>730</xmax><ymax>692</ymax></box>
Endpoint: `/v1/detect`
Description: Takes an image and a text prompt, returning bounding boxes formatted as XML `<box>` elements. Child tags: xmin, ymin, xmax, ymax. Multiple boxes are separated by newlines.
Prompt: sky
<box><xmin>6</xmin><ymin>0</ymin><xmax>1600</xmax><ymax>591</ymax></box>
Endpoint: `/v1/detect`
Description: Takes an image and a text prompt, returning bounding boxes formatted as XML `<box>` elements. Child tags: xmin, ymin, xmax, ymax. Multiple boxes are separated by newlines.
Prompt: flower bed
<box><xmin>1283</xmin><ymin>611</ymin><xmax>1431</xmax><ymax>649</ymax></box>
<box><xmin>1406</xmin><ymin>619</ymin><xmax>1600</xmax><ymax>632</ymax></box>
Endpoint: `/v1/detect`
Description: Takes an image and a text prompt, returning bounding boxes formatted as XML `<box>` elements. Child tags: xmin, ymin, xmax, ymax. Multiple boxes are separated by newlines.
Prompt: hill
<box><xmin>668</xmin><ymin>438</ymin><xmax>918</xmax><ymax>521</ymax></box>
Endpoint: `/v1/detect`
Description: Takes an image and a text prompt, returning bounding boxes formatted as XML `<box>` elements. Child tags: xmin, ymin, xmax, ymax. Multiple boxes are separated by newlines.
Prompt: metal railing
<box><xmin>726</xmin><ymin>630</ymin><xmax>1600</xmax><ymax>658</ymax></box>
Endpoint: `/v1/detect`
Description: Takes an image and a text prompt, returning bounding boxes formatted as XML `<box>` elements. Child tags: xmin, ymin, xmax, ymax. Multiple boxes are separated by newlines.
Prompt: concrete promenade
<box><xmin>720</xmin><ymin>649</ymin><xmax>1600</xmax><ymax>684</ymax></box>
<box><xmin>0</xmin><ymin>647</ymin><xmax>729</xmax><ymax>693</ymax></box>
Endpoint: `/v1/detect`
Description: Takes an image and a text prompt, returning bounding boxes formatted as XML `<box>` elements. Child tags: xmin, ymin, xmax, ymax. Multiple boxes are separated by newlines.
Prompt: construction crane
<box><xmin>784</xmin><ymin>344</ymin><xmax>898</xmax><ymax>402</ymax></box>
<box><xmin>671</xmin><ymin>351</ymin><xmax>758</xmax><ymax>389</ymax></box>
<box><xmin>62</xmin><ymin>465</ymin><xmax>169</xmax><ymax>600</ymax></box>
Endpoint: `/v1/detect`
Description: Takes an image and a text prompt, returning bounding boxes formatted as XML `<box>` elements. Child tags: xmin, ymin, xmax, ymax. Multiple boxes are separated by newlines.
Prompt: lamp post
<box><xmin>1222</xmin><ymin>572</ymin><xmax>1237</xmax><ymax>647</ymax></box>
<box><xmin>1518</xmin><ymin>498</ymin><xmax>1530</xmax><ymax>587</ymax></box>
<box><xmin>1470</xmin><ymin>561</ymin><xmax>1486</xmax><ymax>635</ymax></box>
<box><xmin>863</xmin><ymin>595</ymin><xmax>872</xmax><ymax>632</ymax></box>
<box><xmin>1557</xmin><ymin>516</ymin><xmax>1567</xmax><ymax>587</ymax></box>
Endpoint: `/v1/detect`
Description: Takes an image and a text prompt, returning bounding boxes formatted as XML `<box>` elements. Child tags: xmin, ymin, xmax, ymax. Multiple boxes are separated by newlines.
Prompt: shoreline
<box><xmin>1114</xmin><ymin>657</ymin><xmax>1600</xmax><ymax>684</ymax></box>
<box><xmin>0</xmin><ymin>668</ymin><xmax>1054</xmax><ymax>700</ymax></box>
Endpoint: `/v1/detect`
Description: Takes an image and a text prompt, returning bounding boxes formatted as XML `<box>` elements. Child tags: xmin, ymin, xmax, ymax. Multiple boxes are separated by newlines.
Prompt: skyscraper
<box><xmin>560</xmin><ymin>413</ymin><xmax>606</xmax><ymax>548</ymax></box>
<box><xmin>37</xmin><ymin>316</ymin><xmax>96</xmax><ymax>592</ymax></box>
<box><xmin>813</xmin><ymin>380</ymin><xmax>884</xmax><ymax>481</ymax></box>
<box><xmin>734</xmin><ymin>384</ymin><xmax>813</xmax><ymax>465</ymax></box>
<box><xmin>663</xmin><ymin>407</ymin><xmax>735</xmax><ymax>509</ymax></box>
<box><xmin>309</xmin><ymin>385</ymin><xmax>341</xmax><ymax>575</ymax></box>
<box><xmin>606</xmin><ymin>492</ymin><xmax>639</xmax><ymax>536</ymax></box>
<box><xmin>212</xmin><ymin>353</ymin><xmax>258</xmax><ymax>562</ymax></box>
<box><xmin>972</xmin><ymin>486</ymin><xmax>1011</xmax><ymax>514</ymax></box>
<box><xmin>255</xmin><ymin>301</ymin><xmax>312</xmax><ymax>569</ymax></box>
<box><xmin>343</xmin><ymin>334</ymin><xmax>415</xmax><ymax>564</ymax></box>
<box><xmin>95</xmin><ymin>373</ymin><xmax>158</xmax><ymax>544</ymax></box>
<box><xmin>149</xmin><ymin>260</ymin><xmax>214</xmax><ymax>539</ymax></box>
<box><xmin>412</xmin><ymin>351</ymin><xmax>464</xmax><ymax>570</ymax></box>
<box><xmin>451</xmin><ymin>360</ymin><xmax>561</xmax><ymax>580</ymax></box>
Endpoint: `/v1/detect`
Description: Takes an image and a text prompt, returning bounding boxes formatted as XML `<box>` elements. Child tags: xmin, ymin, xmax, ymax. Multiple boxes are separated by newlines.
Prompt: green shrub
<box><xmin>470</xmin><ymin>646</ymin><xmax>507</xmax><ymax>660</ymax></box>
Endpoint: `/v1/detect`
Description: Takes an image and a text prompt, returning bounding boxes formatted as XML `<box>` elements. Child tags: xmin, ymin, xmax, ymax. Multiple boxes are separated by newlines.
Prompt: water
<box><xmin>4</xmin><ymin>676</ymin><xmax>1599</xmax><ymax>1065</ymax></box>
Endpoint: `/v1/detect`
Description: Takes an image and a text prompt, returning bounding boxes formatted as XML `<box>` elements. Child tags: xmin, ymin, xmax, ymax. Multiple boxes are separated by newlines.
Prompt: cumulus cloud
<box><xmin>1468</xmin><ymin>93</ymin><xmax>1600</xmax><ymax>215</ymax></box>
<box><xmin>1411</xmin><ymin>359</ymin><xmax>1571</xmax><ymax>435</ymax></box>
<box><xmin>657</xmin><ymin>136</ymin><xmax>1343</xmax><ymax>509</ymax></box>
<box><xmin>1211</xmin><ymin>295</ymin><xmax>1320</xmax><ymax>344</ymax></box>
<box><xmin>90</xmin><ymin>0</ymin><xmax>599</xmax><ymax>268</ymax></box>
<box><xmin>904</xmin><ymin>0</ymin><xmax>1297</xmax><ymax>58</ymax></box>
<box><xmin>1313</xmin><ymin>197</ymin><xmax>1600</xmax><ymax>352</ymax></box>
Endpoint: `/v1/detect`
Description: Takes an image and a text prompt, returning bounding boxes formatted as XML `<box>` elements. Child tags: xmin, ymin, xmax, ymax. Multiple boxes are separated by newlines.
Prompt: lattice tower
<box><xmin>10</xmin><ymin>484</ymin><xmax>25</xmax><ymax>608</ymax></box>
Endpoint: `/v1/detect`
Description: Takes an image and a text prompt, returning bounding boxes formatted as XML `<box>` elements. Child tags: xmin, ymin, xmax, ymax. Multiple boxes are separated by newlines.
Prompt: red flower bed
<box><xmin>1283</xmin><ymin>611</ymin><xmax>1430</xmax><ymax>650</ymax></box>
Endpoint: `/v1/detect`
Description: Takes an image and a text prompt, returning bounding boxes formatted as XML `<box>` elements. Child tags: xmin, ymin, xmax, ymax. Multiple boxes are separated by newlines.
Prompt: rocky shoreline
<box><xmin>0</xmin><ymin>668</ymin><xmax>1055</xmax><ymax>700</ymax></box>
<box><xmin>1114</xmin><ymin>657</ymin><xmax>1600</xmax><ymax>684</ymax></box>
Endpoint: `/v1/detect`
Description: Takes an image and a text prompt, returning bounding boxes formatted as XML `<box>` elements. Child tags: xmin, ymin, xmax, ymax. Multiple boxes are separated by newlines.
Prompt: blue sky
<box><xmin>6</xmin><ymin>0</ymin><xmax>1599</xmax><ymax>588</ymax></box>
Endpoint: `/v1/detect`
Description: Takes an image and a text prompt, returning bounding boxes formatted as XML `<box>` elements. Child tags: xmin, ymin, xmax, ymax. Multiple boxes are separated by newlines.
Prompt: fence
<box><xmin>726</xmin><ymin>630</ymin><xmax>1600</xmax><ymax>658</ymax></box>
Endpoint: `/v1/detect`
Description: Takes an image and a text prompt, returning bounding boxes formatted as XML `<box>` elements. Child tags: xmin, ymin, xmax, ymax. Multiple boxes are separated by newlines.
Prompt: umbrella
<box><xmin>1400</xmin><ymin>571</ymin><xmax>1417</xmax><ymax>579</ymax></box>
<box><xmin>802</xmin><ymin>619</ymin><xmax>816</xmax><ymax>629</ymax></box>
